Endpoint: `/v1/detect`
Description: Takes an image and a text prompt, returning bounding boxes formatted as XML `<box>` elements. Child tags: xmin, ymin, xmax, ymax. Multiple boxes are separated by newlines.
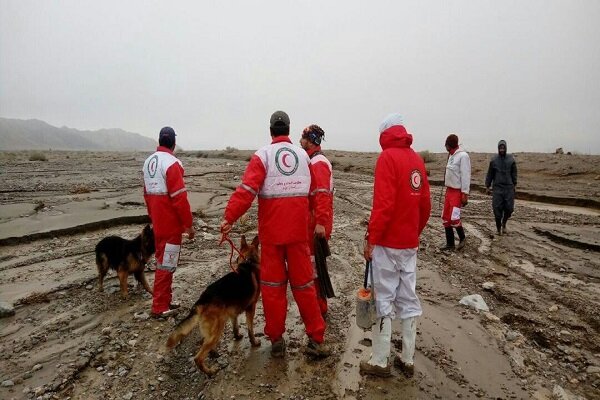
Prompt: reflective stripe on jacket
<box><xmin>307</xmin><ymin>147</ymin><xmax>334</xmax><ymax>239</ymax></box>
<box><xmin>224</xmin><ymin>136</ymin><xmax>311</xmax><ymax>245</ymax></box>
<box><xmin>143</xmin><ymin>146</ymin><xmax>193</xmax><ymax>238</ymax></box>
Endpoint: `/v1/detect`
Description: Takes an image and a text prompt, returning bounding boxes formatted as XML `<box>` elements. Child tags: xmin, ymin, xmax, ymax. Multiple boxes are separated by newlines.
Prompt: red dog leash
<box><xmin>219</xmin><ymin>233</ymin><xmax>245</xmax><ymax>273</ymax></box>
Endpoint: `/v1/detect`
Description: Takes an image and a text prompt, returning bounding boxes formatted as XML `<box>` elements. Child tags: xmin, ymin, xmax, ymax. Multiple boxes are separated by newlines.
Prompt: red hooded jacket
<box><xmin>367</xmin><ymin>126</ymin><xmax>431</xmax><ymax>249</ymax></box>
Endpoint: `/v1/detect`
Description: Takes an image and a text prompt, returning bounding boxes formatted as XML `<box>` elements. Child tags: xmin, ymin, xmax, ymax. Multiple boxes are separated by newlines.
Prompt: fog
<box><xmin>1</xmin><ymin>0</ymin><xmax>599</xmax><ymax>153</ymax></box>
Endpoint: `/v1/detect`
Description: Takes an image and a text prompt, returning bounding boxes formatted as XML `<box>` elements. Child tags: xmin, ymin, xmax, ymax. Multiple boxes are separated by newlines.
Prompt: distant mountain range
<box><xmin>0</xmin><ymin>117</ymin><xmax>157</xmax><ymax>151</ymax></box>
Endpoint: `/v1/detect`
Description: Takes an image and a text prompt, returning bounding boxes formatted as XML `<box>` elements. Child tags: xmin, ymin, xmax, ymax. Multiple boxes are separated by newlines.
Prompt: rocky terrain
<box><xmin>0</xmin><ymin>149</ymin><xmax>599</xmax><ymax>400</ymax></box>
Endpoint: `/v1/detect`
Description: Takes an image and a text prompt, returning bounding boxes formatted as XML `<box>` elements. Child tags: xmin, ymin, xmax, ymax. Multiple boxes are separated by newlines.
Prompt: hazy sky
<box><xmin>2</xmin><ymin>1</ymin><xmax>599</xmax><ymax>153</ymax></box>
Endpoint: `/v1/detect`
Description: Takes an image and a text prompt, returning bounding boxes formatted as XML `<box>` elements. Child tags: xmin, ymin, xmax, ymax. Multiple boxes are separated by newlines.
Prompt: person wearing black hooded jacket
<box><xmin>485</xmin><ymin>140</ymin><xmax>517</xmax><ymax>234</ymax></box>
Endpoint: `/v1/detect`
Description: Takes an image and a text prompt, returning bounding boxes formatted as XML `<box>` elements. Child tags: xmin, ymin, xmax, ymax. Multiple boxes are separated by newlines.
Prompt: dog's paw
<box><xmin>251</xmin><ymin>339</ymin><xmax>261</xmax><ymax>347</ymax></box>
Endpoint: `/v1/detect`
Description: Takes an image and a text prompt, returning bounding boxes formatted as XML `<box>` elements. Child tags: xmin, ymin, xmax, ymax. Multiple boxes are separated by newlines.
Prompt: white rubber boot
<box><xmin>360</xmin><ymin>317</ymin><xmax>392</xmax><ymax>377</ymax></box>
<box><xmin>395</xmin><ymin>316</ymin><xmax>417</xmax><ymax>377</ymax></box>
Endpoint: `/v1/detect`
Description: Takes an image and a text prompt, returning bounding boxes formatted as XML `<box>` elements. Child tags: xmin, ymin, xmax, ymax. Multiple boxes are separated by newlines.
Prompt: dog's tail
<box><xmin>166</xmin><ymin>306</ymin><xmax>202</xmax><ymax>350</ymax></box>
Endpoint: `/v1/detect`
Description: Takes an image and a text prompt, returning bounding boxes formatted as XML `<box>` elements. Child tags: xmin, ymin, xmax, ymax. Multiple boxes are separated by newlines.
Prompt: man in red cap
<box><xmin>143</xmin><ymin>126</ymin><xmax>195</xmax><ymax>318</ymax></box>
<box><xmin>221</xmin><ymin>111</ymin><xmax>329</xmax><ymax>358</ymax></box>
<box><xmin>299</xmin><ymin>124</ymin><xmax>334</xmax><ymax>316</ymax></box>
<box><xmin>441</xmin><ymin>134</ymin><xmax>471</xmax><ymax>250</ymax></box>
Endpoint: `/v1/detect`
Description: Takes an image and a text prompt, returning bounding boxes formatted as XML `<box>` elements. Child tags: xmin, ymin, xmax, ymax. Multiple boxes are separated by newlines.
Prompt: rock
<box><xmin>531</xmin><ymin>388</ymin><xmax>552</xmax><ymax>400</ymax></box>
<box><xmin>85</xmin><ymin>285</ymin><xmax>94</xmax><ymax>290</ymax></box>
<box><xmin>1</xmin><ymin>380</ymin><xmax>14</xmax><ymax>387</ymax></box>
<box><xmin>559</xmin><ymin>330</ymin><xmax>571</xmax><ymax>337</ymax></box>
<box><xmin>587</xmin><ymin>365</ymin><xmax>600</xmax><ymax>374</ymax></box>
<box><xmin>102</xmin><ymin>327</ymin><xmax>112</xmax><ymax>335</ymax></box>
<box><xmin>506</xmin><ymin>331</ymin><xmax>521</xmax><ymax>342</ymax></box>
<box><xmin>128</xmin><ymin>339</ymin><xmax>137</xmax><ymax>347</ymax></box>
<box><xmin>106</xmin><ymin>286</ymin><xmax>119</xmax><ymax>294</ymax></box>
<box><xmin>555</xmin><ymin>147</ymin><xmax>564</xmax><ymax>155</ymax></box>
<box><xmin>548</xmin><ymin>305</ymin><xmax>559</xmax><ymax>312</ymax></box>
<box><xmin>133</xmin><ymin>312</ymin><xmax>149</xmax><ymax>321</ymax></box>
<box><xmin>32</xmin><ymin>363</ymin><xmax>43</xmax><ymax>371</ymax></box>
<box><xmin>483</xmin><ymin>312</ymin><xmax>500</xmax><ymax>322</ymax></box>
<box><xmin>552</xmin><ymin>385</ymin><xmax>569</xmax><ymax>400</ymax></box>
<box><xmin>559</xmin><ymin>267</ymin><xmax>566</xmax><ymax>273</ymax></box>
<box><xmin>123</xmin><ymin>392</ymin><xmax>133</xmax><ymax>400</ymax></box>
<box><xmin>0</xmin><ymin>301</ymin><xmax>15</xmax><ymax>318</ymax></box>
<box><xmin>482</xmin><ymin>282</ymin><xmax>495</xmax><ymax>290</ymax></box>
<box><xmin>459</xmin><ymin>294</ymin><xmax>489</xmax><ymax>312</ymax></box>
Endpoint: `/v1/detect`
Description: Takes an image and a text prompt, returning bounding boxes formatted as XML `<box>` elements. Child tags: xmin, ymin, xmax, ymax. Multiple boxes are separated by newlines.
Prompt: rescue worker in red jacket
<box><xmin>143</xmin><ymin>127</ymin><xmax>195</xmax><ymax>318</ymax></box>
<box><xmin>220</xmin><ymin>111</ymin><xmax>330</xmax><ymax>358</ymax></box>
<box><xmin>361</xmin><ymin>114</ymin><xmax>431</xmax><ymax>378</ymax></box>
<box><xmin>441</xmin><ymin>134</ymin><xmax>471</xmax><ymax>250</ymax></box>
<box><xmin>299</xmin><ymin>124</ymin><xmax>334</xmax><ymax>316</ymax></box>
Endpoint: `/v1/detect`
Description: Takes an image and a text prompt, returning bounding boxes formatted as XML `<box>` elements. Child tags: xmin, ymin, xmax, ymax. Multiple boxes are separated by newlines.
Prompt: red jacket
<box><xmin>224</xmin><ymin>136</ymin><xmax>311</xmax><ymax>245</ymax></box>
<box><xmin>143</xmin><ymin>146</ymin><xmax>193</xmax><ymax>238</ymax></box>
<box><xmin>367</xmin><ymin>126</ymin><xmax>431</xmax><ymax>249</ymax></box>
<box><xmin>307</xmin><ymin>147</ymin><xmax>334</xmax><ymax>239</ymax></box>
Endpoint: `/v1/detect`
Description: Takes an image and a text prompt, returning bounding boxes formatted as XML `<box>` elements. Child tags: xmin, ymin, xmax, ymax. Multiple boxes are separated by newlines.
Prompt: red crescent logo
<box><xmin>282</xmin><ymin>153</ymin><xmax>291</xmax><ymax>168</ymax></box>
<box><xmin>410</xmin><ymin>169</ymin><xmax>422</xmax><ymax>191</ymax></box>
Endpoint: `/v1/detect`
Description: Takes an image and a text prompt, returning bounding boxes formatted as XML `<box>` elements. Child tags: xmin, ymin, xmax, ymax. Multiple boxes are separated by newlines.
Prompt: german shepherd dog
<box><xmin>95</xmin><ymin>224</ymin><xmax>155</xmax><ymax>298</ymax></box>
<box><xmin>166</xmin><ymin>235</ymin><xmax>261</xmax><ymax>376</ymax></box>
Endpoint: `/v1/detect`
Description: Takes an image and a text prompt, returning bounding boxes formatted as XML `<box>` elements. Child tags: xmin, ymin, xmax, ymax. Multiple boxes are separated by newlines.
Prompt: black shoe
<box><xmin>456</xmin><ymin>238</ymin><xmax>466</xmax><ymax>250</ymax></box>
<box><xmin>304</xmin><ymin>339</ymin><xmax>331</xmax><ymax>358</ymax></box>
<box><xmin>271</xmin><ymin>338</ymin><xmax>286</xmax><ymax>358</ymax></box>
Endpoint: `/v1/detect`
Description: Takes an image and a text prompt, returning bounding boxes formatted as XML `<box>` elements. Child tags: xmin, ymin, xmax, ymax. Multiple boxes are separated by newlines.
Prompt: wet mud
<box><xmin>0</xmin><ymin>150</ymin><xmax>599</xmax><ymax>399</ymax></box>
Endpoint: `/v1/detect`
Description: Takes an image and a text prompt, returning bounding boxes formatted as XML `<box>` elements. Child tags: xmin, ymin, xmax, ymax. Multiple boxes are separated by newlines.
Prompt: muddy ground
<box><xmin>0</xmin><ymin>149</ymin><xmax>599</xmax><ymax>400</ymax></box>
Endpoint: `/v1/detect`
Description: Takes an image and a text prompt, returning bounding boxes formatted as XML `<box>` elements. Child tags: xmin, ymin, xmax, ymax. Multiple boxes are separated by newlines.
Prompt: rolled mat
<box><xmin>314</xmin><ymin>237</ymin><xmax>335</xmax><ymax>298</ymax></box>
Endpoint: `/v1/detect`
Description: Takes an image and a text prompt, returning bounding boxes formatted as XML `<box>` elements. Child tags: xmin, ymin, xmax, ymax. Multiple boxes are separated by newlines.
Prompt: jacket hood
<box><xmin>498</xmin><ymin>140</ymin><xmax>507</xmax><ymax>155</ymax></box>
<box><xmin>379</xmin><ymin>125</ymin><xmax>413</xmax><ymax>150</ymax></box>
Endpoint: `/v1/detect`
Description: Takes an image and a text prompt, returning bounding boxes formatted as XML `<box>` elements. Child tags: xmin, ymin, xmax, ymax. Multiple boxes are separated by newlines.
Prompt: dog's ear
<box><xmin>251</xmin><ymin>235</ymin><xmax>259</xmax><ymax>249</ymax></box>
<box><xmin>240</xmin><ymin>235</ymin><xmax>248</xmax><ymax>250</ymax></box>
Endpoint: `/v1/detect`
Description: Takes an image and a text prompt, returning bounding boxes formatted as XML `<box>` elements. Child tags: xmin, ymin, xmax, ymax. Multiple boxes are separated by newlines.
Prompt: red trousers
<box><xmin>308</xmin><ymin>238</ymin><xmax>328</xmax><ymax>316</ymax></box>
<box><xmin>260</xmin><ymin>242</ymin><xmax>326</xmax><ymax>343</ymax></box>
<box><xmin>152</xmin><ymin>234</ymin><xmax>182</xmax><ymax>314</ymax></box>
<box><xmin>442</xmin><ymin>187</ymin><xmax>463</xmax><ymax>228</ymax></box>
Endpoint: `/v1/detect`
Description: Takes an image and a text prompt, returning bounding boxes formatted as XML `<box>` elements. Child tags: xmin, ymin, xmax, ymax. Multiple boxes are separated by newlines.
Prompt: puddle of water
<box><xmin>518</xmin><ymin>199</ymin><xmax>600</xmax><ymax>216</ymax></box>
<box><xmin>334</xmin><ymin>317</ymin><xmax>368</xmax><ymax>398</ymax></box>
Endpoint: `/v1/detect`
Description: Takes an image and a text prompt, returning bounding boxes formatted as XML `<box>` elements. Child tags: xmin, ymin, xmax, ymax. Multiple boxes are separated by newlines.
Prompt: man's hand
<box><xmin>220</xmin><ymin>219</ymin><xmax>232</xmax><ymax>235</ymax></box>
<box><xmin>314</xmin><ymin>224</ymin><xmax>326</xmax><ymax>239</ymax></box>
<box><xmin>184</xmin><ymin>226</ymin><xmax>195</xmax><ymax>240</ymax></box>
<box><xmin>363</xmin><ymin>240</ymin><xmax>373</xmax><ymax>261</ymax></box>
<box><xmin>461</xmin><ymin>193</ymin><xmax>469</xmax><ymax>206</ymax></box>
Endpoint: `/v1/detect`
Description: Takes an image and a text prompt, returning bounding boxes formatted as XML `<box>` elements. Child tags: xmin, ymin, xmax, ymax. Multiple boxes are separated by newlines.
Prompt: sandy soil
<box><xmin>0</xmin><ymin>150</ymin><xmax>599</xmax><ymax>400</ymax></box>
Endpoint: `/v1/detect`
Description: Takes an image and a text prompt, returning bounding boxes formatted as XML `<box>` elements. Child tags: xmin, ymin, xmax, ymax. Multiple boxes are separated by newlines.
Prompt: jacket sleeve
<box><xmin>166</xmin><ymin>163</ymin><xmax>193</xmax><ymax>229</ymax></box>
<box><xmin>367</xmin><ymin>153</ymin><xmax>396</xmax><ymax>244</ymax></box>
<box><xmin>309</xmin><ymin>161</ymin><xmax>333</xmax><ymax>227</ymax></box>
<box><xmin>224</xmin><ymin>154</ymin><xmax>266</xmax><ymax>224</ymax></box>
<box><xmin>511</xmin><ymin>159</ymin><xmax>518</xmax><ymax>186</ymax></box>
<box><xmin>460</xmin><ymin>153</ymin><xmax>472</xmax><ymax>194</ymax></box>
<box><xmin>485</xmin><ymin>159</ymin><xmax>495</xmax><ymax>188</ymax></box>
<box><xmin>419</xmin><ymin>171</ymin><xmax>431</xmax><ymax>235</ymax></box>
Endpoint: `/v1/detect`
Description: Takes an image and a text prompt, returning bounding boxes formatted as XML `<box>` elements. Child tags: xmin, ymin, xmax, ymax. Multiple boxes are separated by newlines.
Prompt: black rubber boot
<box><xmin>440</xmin><ymin>227</ymin><xmax>455</xmax><ymax>251</ymax></box>
<box><xmin>501</xmin><ymin>214</ymin><xmax>510</xmax><ymax>234</ymax></box>
<box><xmin>495</xmin><ymin>217</ymin><xmax>502</xmax><ymax>234</ymax></box>
<box><xmin>455</xmin><ymin>227</ymin><xmax>466</xmax><ymax>250</ymax></box>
